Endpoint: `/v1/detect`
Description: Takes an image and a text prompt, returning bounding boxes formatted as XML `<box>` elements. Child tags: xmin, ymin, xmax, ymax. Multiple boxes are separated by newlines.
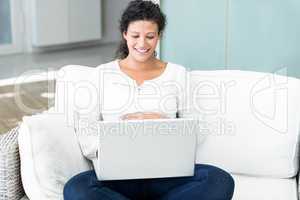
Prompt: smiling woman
<box><xmin>63</xmin><ymin>1</ymin><xmax>235</xmax><ymax>200</ymax></box>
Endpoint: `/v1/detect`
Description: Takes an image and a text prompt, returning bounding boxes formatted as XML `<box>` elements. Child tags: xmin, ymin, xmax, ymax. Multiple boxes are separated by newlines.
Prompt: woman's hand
<box><xmin>121</xmin><ymin>112</ymin><xmax>168</xmax><ymax>120</ymax></box>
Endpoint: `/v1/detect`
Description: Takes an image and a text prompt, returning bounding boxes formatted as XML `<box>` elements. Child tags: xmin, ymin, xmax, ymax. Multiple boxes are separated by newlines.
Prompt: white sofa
<box><xmin>1</xmin><ymin>65</ymin><xmax>300</xmax><ymax>200</ymax></box>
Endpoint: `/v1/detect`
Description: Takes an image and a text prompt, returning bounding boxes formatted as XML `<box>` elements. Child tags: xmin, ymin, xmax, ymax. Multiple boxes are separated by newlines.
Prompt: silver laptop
<box><xmin>95</xmin><ymin>118</ymin><xmax>199</xmax><ymax>181</ymax></box>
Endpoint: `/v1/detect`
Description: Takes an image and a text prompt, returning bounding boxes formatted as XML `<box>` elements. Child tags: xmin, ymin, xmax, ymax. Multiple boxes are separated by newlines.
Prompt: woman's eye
<box><xmin>132</xmin><ymin>35</ymin><xmax>139</xmax><ymax>38</ymax></box>
<box><xmin>147</xmin><ymin>36</ymin><xmax>155</xmax><ymax>39</ymax></box>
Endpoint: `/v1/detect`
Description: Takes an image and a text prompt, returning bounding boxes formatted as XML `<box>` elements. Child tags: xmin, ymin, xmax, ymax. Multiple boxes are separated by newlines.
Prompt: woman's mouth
<box><xmin>134</xmin><ymin>48</ymin><xmax>150</xmax><ymax>54</ymax></box>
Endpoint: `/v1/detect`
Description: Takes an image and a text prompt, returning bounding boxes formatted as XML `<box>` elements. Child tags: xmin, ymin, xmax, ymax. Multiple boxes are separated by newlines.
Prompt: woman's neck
<box><xmin>121</xmin><ymin>57</ymin><xmax>158</xmax><ymax>71</ymax></box>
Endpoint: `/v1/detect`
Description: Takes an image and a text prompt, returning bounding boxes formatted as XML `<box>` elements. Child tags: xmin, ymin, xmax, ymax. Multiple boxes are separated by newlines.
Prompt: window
<box><xmin>0</xmin><ymin>0</ymin><xmax>23</xmax><ymax>55</ymax></box>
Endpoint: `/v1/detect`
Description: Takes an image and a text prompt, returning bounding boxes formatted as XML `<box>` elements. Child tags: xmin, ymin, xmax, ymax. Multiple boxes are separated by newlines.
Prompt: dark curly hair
<box><xmin>116</xmin><ymin>0</ymin><xmax>166</xmax><ymax>59</ymax></box>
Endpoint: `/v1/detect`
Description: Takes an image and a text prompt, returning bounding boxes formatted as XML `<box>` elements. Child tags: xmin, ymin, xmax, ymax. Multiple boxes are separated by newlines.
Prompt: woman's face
<box><xmin>123</xmin><ymin>20</ymin><xmax>160</xmax><ymax>63</ymax></box>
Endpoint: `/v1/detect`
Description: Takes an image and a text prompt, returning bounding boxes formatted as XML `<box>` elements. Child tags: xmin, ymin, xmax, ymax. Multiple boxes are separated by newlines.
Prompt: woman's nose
<box><xmin>137</xmin><ymin>37</ymin><xmax>146</xmax><ymax>47</ymax></box>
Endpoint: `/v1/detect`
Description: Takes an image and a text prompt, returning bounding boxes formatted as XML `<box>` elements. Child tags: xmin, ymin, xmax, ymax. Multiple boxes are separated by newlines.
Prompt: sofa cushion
<box><xmin>188</xmin><ymin>70</ymin><xmax>300</xmax><ymax>178</ymax></box>
<box><xmin>18</xmin><ymin>113</ymin><xmax>91</xmax><ymax>200</ymax></box>
<box><xmin>231</xmin><ymin>174</ymin><xmax>298</xmax><ymax>200</ymax></box>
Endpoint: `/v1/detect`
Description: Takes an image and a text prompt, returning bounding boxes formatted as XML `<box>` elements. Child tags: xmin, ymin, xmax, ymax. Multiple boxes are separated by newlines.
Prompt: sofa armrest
<box><xmin>0</xmin><ymin>127</ymin><xmax>25</xmax><ymax>200</ymax></box>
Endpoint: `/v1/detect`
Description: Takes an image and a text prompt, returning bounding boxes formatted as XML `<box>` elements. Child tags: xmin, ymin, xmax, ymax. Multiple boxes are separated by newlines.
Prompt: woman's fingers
<box><xmin>121</xmin><ymin>112</ymin><xmax>167</xmax><ymax>120</ymax></box>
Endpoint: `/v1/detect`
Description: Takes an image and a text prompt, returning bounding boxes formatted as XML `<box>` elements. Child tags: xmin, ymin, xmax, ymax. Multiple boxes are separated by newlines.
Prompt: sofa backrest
<box><xmin>54</xmin><ymin>65</ymin><xmax>300</xmax><ymax>178</ymax></box>
<box><xmin>54</xmin><ymin>65</ymin><xmax>99</xmax><ymax>127</ymax></box>
<box><xmin>188</xmin><ymin>70</ymin><xmax>300</xmax><ymax>178</ymax></box>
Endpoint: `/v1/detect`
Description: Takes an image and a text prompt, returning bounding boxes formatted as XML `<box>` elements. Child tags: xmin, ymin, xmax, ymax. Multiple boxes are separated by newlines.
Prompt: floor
<box><xmin>0</xmin><ymin>42</ymin><xmax>118</xmax><ymax>134</ymax></box>
<box><xmin>0</xmin><ymin>42</ymin><xmax>118</xmax><ymax>80</ymax></box>
<box><xmin>0</xmin><ymin>80</ymin><xmax>55</xmax><ymax>133</ymax></box>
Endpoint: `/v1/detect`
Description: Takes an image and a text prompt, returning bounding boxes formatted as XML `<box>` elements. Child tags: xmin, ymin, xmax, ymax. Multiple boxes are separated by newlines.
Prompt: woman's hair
<box><xmin>116</xmin><ymin>0</ymin><xmax>166</xmax><ymax>59</ymax></box>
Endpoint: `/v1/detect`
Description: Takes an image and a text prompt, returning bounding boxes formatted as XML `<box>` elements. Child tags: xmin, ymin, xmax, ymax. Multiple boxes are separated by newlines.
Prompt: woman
<box><xmin>64</xmin><ymin>0</ymin><xmax>235</xmax><ymax>199</ymax></box>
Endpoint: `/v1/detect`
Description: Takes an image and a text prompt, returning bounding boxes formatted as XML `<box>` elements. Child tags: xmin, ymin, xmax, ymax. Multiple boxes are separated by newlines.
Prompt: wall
<box><xmin>22</xmin><ymin>0</ymin><xmax>131</xmax><ymax>52</ymax></box>
<box><xmin>160</xmin><ymin>0</ymin><xmax>300</xmax><ymax>78</ymax></box>
<box><xmin>100</xmin><ymin>0</ymin><xmax>131</xmax><ymax>44</ymax></box>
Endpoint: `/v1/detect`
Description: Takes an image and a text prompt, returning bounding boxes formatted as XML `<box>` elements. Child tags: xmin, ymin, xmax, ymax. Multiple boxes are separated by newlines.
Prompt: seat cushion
<box><xmin>188</xmin><ymin>70</ymin><xmax>300</xmax><ymax>178</ymax></box>
<box><xmin>18</xmin><ymin>113</ymin><xmax>91</xmax><ymax>200</ymax></box>
<box><xmin>232</xmin><ymin>174</ymin><xmax>298</xmax><ymax>200</ymax></box>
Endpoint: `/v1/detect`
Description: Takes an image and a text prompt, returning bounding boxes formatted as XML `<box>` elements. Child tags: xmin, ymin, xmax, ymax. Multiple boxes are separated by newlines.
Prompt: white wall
<box><xmin>22</xmin><ymin>0</ymin><xmax>131</xmax><ymax>52</ymax></box>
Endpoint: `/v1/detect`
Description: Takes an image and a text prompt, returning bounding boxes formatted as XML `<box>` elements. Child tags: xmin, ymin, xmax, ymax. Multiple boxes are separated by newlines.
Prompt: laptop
<box><xmin>94</xmin><ymin>118</ymin><xmax>200</xmax><ymax>181</ymax></box>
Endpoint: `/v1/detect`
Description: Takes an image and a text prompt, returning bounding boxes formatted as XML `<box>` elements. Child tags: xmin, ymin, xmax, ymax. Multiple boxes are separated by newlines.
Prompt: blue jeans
<box><xmin>64</xmin><ymin>164</ymin><xmax>234</xmax><ymax>200</ymax></box>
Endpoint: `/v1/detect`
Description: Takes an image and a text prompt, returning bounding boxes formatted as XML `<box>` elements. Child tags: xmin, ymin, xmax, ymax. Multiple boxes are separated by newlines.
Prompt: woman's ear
<box><xmin>122</xmin><ymin>31</ymin><xmax>127</xmax><ymax>40</ymax></box>
<box><xmin>158</xmin><ymin>32</ymin><xmax>162</xmax><ymax>40</ymax></box>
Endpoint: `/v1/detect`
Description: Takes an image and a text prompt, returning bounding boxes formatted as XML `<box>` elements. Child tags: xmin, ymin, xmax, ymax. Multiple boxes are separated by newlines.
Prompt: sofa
<box><xmin>1</xmin><ymin>65</ymin><xmax>300</xmax><ymax>200</ymax></box>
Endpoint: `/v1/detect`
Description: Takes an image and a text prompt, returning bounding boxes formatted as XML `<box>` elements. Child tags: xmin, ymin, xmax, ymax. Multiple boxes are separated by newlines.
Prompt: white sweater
<box><xmin>75</xmin><ymin>60</ymin><xmax>188</xmax><ymax>165</ymax></box>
